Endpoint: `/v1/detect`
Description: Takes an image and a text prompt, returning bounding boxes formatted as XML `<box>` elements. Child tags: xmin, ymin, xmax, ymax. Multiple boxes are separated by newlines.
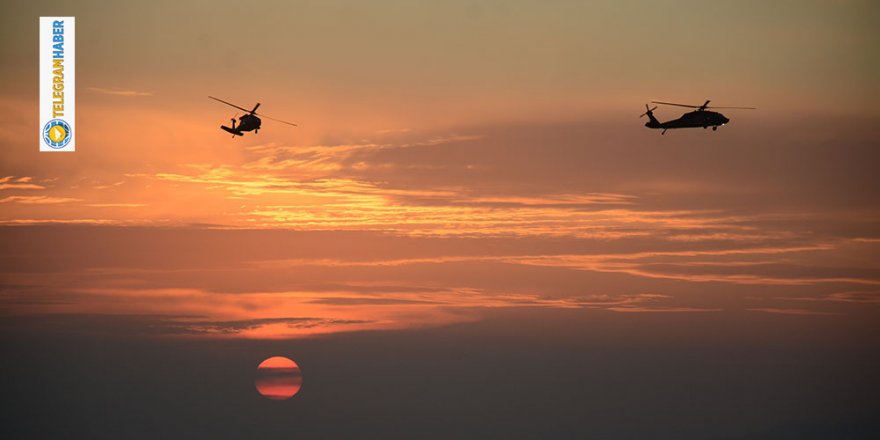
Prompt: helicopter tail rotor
<box><xmin>227</xmin><ymin>114</ymin><xmax>237</xmax><ymax>138</ymax></box>
<box><xmin>641</xmin><ymin>104</ymin><xmax>661</xmax><ymax>128</ymax></box>
<box><xmin>639</xmin><ymin>104</ymin><xmax>658</xmax><ymax>118</ymax></box>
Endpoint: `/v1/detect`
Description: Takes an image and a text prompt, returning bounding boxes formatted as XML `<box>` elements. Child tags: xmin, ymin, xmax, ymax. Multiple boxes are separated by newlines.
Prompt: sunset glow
<box><xmin>1</xmin><ymin>1</ymin><xmax>878</xmax><ymax>437</ymax></box>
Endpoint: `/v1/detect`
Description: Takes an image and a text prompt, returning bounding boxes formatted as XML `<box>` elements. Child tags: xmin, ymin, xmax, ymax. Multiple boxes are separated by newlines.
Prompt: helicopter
<box><xmin>640</xmin><ymin>100</ymin><xmax>755</xmax><ymax>134</ymax></box>
<box><xmin>208</xmin><ymin>96</ymin><xmax>297</xmax><ymax>137</ymax></box>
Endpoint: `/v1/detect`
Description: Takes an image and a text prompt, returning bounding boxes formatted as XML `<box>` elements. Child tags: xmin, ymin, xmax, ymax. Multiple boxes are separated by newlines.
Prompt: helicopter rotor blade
<box><xmin>705</xmin><ymin>106</ymin><xmax>757</xmax><ymax>110</ymax></box>
<box><xmin>639</xmin><ymin>104</ymin><xmax>658</xmax><ymax>118</ymax></box>
<box><xmin>652</xmin><ymin>100</ymin><xmax>755</xmax><ymax>110</ymax></box>
<box><xmin>651</xmin><ymin>101</ymin><xmax>701</xmax><ymax>109</ymax></box>
<box><xmin>255</xmin><ymin>112</ymin><xmax>298</xmax><ymax>127</ymax></box>
<box><xmin>208</xmin><ymin>96</ymin><xmax>253</xmax><ymax>114</ymax></box>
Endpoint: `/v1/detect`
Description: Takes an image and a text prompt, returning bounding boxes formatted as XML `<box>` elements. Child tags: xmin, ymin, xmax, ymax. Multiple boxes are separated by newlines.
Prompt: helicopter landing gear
<box><xmin>712</xmin><ymin>126</ymin><xmax>717</xmax><ymax>131</ymax></box>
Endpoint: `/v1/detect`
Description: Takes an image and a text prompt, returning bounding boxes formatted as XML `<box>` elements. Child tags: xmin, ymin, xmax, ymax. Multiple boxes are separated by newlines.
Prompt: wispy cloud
<box><xmin>3</xmin><ymin>221</ymin><xmax>876</xmax><ymax>338</ymax></box>
<box><xmin>0</xmin><ymin>195</ymin><xmax>81</xmax><ymax>204</ymax></box>
<box><xmin>747</xmin><ymin>307</ymin><xmax>841</xmax><ymax>316</ymax></box>
<box><xmin>504</xmin><ymin>246</ymin><xmax>880</xmax><ymax>286</ymax></box>
<box><xmin>160</xmin><ymin>316</ymin><xmax>374</xmax><ymax>336</ymax></box>
<box><xmin>0</xmin><ymin>218</ymin><xmax>129</xmax><ymax>225</ymax></box>
<box><xmin>84</xmin><ymin>203</ymin><xmax>147</xmax><ymax>208</ymax></box>
<box><xmin>135</xmin><ymin>165</ymin><xmax>661</xmax><ymax>237</ymax></box>
<box><xmin>0</xmin><ymin>286</ymin><xmax>597</xmax><ymax>338</ymax></box>
<box><xmin>240</xmin><ymin>135</ymin><xmax>483</xmax><ymax>176</ymax></box>
<box><xmin>781</xmin><ymin>291</ymin><xmax>880</xmax><ymax>304</ymax></box>
<box><xmin>607</xmin><ymin>306</ymin><xmax>723</xmax><ymax>313</ymax></box>
<box><xmin>0</xmin><ymin>176</ymin><xmax>45</xmax><ymax>191</ymax></box>
<box><xmin>243</xmin><ymin>240</ymin><xmax>880</xmax><ymax>288</ymax></box>
<box><xmin>465</xmin><ymin>193</ymin><xmax>636</xmax><ymax>207</ymax></box>
<box><xmin>88</xmin><ymin>87</ymin><xmax>152</xmax><ymax>97</ymax></box>
<box><xmin>91</xmin><ymin>181</ymin><xmax>126</xmax><ymax>190</ymax></box>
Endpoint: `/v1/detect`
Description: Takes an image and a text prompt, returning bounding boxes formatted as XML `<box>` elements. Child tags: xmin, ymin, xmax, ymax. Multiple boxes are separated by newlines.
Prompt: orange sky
<box><xmin>1</xmin><ymin>0</ymin><xmax>878</xmax><ymax>339</ymax></box>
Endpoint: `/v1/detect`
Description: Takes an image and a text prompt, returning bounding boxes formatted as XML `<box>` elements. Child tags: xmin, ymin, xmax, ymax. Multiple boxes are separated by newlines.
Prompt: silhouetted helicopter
<box><xmin>641</xmin><ymin>100</ymin><xmax>755</xmax><ymax>134</ymax></box>
<box><xmin>209</xmin><ymin>96</ymin><xmax>297</xmax><ymax>137</ymax></box>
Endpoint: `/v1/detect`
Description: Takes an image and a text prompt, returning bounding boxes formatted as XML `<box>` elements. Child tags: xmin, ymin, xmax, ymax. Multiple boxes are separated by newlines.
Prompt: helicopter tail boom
<box><xmin>220</xmin><ymin>125</ymin><xmax>243</xmax><ymax>136</ymax></box>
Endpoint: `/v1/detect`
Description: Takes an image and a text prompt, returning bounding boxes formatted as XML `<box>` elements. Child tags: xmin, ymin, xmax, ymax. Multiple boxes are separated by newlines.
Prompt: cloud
<box><xmin>238</xmin><ymin>135</ymin><xmax>483</xmax><ymax>177</ymax></box>
<box><xmin>747</xmin><ymin>308</ymin><xmax>841</xmax><ymax>316</ymax></box>
<box><xmin>0</xmin><ymin>218</ymin><xmax>126</xmax><ymax>225</ymax></box>
<box><xmin>0</xmin><ymin>176</ymin><xmax>45</xmax><ymax>191</ymax></box>
<box><xmin>503</xmin><ymin>246</ymin><xmax>880</xmax><ymax>287</ymax></box>
<box><xmin>0</xmin><ymin>284</ymin><xmax>586</xmax><ymax>338</ymax></box>
<box><xmin>825</xmin><ymin>291</ymin><xmax>880</xmax><ymax>304</ymax></box>
<box><xmin>781</xmin><ymin>291</ymin><xmax>880</xmax><ymax>304</ymax></box>
<box><xmin>607</xmin><ymin>306</ymin><xmax>723</xmax><ymax>313</ymax></box>
<box><xmin>162</xmin><ymin>316</ymin><xmax>373</xmax><ymax>335</ymax></box>
<box><xmin>88</xmin><ymin>87</ymin><xmax>153</xmax><ymax>97</ymax></box>
<box><xmin>0</xmin><ymin>314</ymin><xmax>369</xmax><ymax>338</ymax></box>
<box><xmin>466</xmin><ymin>194</ymin><xmax>636</xmax><ymax>207</ymax></box>
<box><xmin>91</xmin><ymin>181</ymin><xmax>126</xmax><ymax>190</ymax></box>
<box><xmin>308</xmin><ymin>297</ymin><xmax>445</xmax><ymax>305</ymax></box>
<box><xmin>84</xmin><ymin>203</ymin><xmax>147</xmax><ymax>208</ymax></box>
<box><xmin>0</xmin><ymin>195</ymin><xmax>81</xmax><ymax>204</ymax></box>
<box><xmin>0</xmin><ymin>273</ymin><xmax>703</xmax><ymax>338</ymax></box>
<box><xmin>136</xmin><ymin>164</ymin><xmax>662</xmax><ymax>236</ymax></box>
<box><xmin>575</xmin><ymin>293</ymin><xmax>671</xmax><ymax>307</ymax></box>
<box><xmin>3</xmin><ymin>223</ymin><xmax>874</xmax><ymax>338</ymax></box>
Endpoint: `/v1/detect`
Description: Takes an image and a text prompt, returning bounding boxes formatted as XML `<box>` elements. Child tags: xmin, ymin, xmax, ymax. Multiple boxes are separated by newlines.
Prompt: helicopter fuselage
<box><xmin>645</xmin><ymin>110</ymin><xmax>729</xmax><ymax>131</ymax></box>
<box><xmin>221</xmin><ymin>113</ymin><xmax>261</xmax><ymax>136</ymax></box>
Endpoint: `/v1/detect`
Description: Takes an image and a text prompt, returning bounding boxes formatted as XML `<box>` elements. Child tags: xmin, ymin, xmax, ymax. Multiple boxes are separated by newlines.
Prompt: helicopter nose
<box><xmin>721</xmin><ymin>116</ymin><xmax>730</xmax><ymax>124</ymax></box>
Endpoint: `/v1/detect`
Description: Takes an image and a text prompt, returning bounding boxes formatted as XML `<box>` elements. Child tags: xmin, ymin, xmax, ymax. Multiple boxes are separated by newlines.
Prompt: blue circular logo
<box><xmin>42</xmin><ymin>119</ymin><xmax>72</xmax><ymax>149</ymax></box>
